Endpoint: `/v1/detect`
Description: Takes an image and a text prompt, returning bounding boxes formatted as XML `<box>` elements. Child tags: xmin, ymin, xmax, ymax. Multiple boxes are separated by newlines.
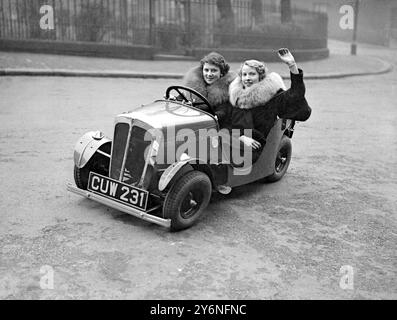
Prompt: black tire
<box><xmin>74</xmin><ymin>153</ymin><xmax>109</xmax><ymax>190</ymax></box>
<box><xmin>264</xmin><ymin>136</ymin><xmax>292</xmax><ymax>183</ymax></box>
<box><xmin>163</xmin><ymin>171</ymin><xmax>212</xmax><ymax>231</ymax></box>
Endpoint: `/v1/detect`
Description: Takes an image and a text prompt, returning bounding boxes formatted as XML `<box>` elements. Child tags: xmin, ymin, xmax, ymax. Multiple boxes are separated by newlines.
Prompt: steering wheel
<box><xmin>165</xmin><ymin>85</ymin><xmax>215</xmax><ymax>116</ymax></box>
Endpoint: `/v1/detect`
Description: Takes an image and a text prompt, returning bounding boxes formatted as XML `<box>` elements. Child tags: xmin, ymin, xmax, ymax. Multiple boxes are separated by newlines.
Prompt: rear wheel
<box><xmin>264</xmin><ymin>136</ymin><xmax>292</xmax><ymax>183</ymax></box>
<box><xmin>163</xmin><ymin>171</ymin><xmax>212</xmax><ymax>231</ymax></box>
<box><xmin>74</xmin><ymin>153</ymin><xmax>109</xmax><ymax>190</ymax></box>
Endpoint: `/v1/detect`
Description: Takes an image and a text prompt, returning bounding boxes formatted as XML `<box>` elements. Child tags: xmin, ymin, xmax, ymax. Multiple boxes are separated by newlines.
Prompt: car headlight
<box><xmin>92</xmin><ymin>131</ymin><xmax>105</xmax><ymax>140</ymax></box>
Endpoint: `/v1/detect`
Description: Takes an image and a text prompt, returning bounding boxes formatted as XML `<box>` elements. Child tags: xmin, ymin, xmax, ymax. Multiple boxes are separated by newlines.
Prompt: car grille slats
<box><xmin>110</xmin><ymin>122</ymin><xmax>152</xmax><ymax>186</ymax></box>
<box><xmin>123</xmin><ymin>126</ymin><xmax>152</xmax><ymax>184</ymax></box>
<box><xmin>110</xmin><ymin>123</ymin><xmax>130</xmax><ymax>180</ymax></box>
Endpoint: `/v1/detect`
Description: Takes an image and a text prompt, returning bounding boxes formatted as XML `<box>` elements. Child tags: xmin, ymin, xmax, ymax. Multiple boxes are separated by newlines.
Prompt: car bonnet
<box><xmin>117</xmin><ymin>100</ymin><xmax>217</xmax><ymax>133</ymax></box>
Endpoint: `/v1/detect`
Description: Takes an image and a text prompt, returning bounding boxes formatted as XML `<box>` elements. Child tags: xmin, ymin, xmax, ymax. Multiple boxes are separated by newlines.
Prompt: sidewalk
<box><xmin>0</xmin><ymin>40</ymin><xmax>393</xmax><ymax>79</ymax></box>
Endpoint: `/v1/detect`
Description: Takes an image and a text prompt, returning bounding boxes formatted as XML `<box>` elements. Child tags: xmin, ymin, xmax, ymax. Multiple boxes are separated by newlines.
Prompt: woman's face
<box><xmin>202</xmin><ymin>63</ymin><xmax>221</xmax><ymax>85</ymax></box>
<box><xmin>241</xmin><ymin>64</ymin><xmax>260</xmax><ymax>88</ymax></box>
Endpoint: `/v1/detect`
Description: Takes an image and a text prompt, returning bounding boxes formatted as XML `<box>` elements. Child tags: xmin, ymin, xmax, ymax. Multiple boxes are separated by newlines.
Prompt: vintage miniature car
<box><xmin>67</xmin><ymin>86</ymin><xmax>295</xmax><ymax>231</ymax></box>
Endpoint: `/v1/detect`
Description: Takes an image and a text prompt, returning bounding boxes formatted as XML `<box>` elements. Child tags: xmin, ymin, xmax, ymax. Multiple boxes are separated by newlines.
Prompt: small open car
<box><xmin>67</xmin><ymin>86</ymin><xmax>295</xmax><ymax>231</ymax></box>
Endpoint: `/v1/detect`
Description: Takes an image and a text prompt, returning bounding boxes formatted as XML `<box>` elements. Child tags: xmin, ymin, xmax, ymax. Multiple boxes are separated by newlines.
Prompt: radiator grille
<box><xmin>122</xmin><ymin>126</ymin><xmax>152</xmax><ymax>184</ymax></box>
<box><xmin>110</xmin><ymin>122</ymin><xmax>129</xmax><ymax>180</ymax></box>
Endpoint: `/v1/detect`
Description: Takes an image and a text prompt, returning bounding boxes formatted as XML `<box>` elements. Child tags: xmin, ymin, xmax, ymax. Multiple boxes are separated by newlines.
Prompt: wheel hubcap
<box><xmin>180</xmin><ymin>191</ymin><xmax>201</xmax><ymax>219</ymax></box>
<box><xmin>275</xmin><ymin>148</ymin><xmax>288</xmax><ymax>173</ymax></box>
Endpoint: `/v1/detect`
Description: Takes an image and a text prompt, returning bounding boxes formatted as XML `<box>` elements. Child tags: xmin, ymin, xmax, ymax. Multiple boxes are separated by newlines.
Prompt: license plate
<box><xmin>88</xmin><ymin>172</ymin><xmax>149</xmax><ymax>211</ymax></box>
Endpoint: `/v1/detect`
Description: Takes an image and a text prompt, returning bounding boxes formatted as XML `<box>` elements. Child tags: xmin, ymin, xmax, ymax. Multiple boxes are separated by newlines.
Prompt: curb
<box><xmin>301</xmin><ymin>57</ymin><xmax>393</xmax><ymax>79</ymax></box>
<box><xmin>0</xmin><ymin>68</ymin><xmax>183</xmax><ymax>79</ymax></box>
<box><xmin>0</xmin><ymin>57</ymin><xmax>393</xmax><ymax>80</ymax></box>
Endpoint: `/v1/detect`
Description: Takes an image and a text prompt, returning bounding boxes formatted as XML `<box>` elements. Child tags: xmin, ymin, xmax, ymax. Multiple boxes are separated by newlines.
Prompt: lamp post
<box><xmin>351</xmin><ymin>0</ymin><xmax>360</xmax><ymax>55</ymax></box>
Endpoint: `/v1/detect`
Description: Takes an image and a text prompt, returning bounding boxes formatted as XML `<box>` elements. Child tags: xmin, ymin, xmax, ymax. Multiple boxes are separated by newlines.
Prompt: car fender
<box><xmin>158</xmin><ymin>159</ymin><xmax>193</xmax><ymax>192</ymax></box>
<box><xmin>73</xmin><ymin>131</ymin><xmax>111</xmax><ymax>168</ymax></box>
<box><xmin>158</xmin><ymin>152</ymin><xmax>215</xmax><ymax>191</ymax></box>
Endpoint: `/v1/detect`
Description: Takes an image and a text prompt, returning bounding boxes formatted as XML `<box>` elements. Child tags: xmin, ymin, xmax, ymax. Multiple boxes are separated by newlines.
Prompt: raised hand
<box><xmin>277</xmin><ymin>48</ymin><xmax>295</xmax><ymax>65</ymax></box>
<box><xmin>277</xmin><ymin>48</ymin><xmax>299</xmax><ymax>74</ymax></box>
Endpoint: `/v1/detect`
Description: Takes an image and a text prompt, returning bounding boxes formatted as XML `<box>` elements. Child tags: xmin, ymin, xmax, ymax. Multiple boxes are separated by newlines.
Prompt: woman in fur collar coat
<box><xmin>229</xmin><ymin>48</ymin><xmax>311</xmax><ymax>150</ymax></box>
<box><xmin>183</xmin><ymin>52</ymin><xmax>236</xmax><ymax>128</ymax></box>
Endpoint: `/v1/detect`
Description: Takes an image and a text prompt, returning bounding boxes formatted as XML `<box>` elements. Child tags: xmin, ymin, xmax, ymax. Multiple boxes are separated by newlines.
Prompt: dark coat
<box><xmin>229</xmin><ymin>69</ymin><xmax>311</xmax><ymax>141</ymax></box>
<box><xmin>183</xmin><ymin>66</ymin><xmax>237</xmax><ymax>128</ymax></box>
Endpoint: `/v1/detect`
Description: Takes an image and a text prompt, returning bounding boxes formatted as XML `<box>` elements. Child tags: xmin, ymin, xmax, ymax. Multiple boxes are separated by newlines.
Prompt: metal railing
<box><xmin>0</xmin><ymin>0</ymin><xmax>327</xmax><ymax>52</ymax></box>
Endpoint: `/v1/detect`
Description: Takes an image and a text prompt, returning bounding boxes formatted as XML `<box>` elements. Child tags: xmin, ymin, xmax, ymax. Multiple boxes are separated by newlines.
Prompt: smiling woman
<box><xmin>202</xmin><ymin>62</ymin><xmax>222</xmax><ymax>85</ymax></box>
<box><xmin>240</xmin><ymin>60</ymin><xmax>267</xmax><ymax>88</ymax></box>
<box><xmin>241</xmin><ymin>64</ymin><xmax>260</xmax><ymax>88</ymax></box>
<box><xmin>182</xmin><ymin>52</ymin><xmax>236</xmax><ymax>129</ymax></box>
<box><xmin>229</xmin><ymin>48</ymin><xmax>311</xmax><ymax>152</ymax></box>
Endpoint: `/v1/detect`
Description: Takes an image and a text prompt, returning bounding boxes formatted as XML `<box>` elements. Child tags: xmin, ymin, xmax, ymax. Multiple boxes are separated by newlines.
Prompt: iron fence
<box><xmin>0</xmin><ymin>0</ymin><xmax>327</xmax><ymax>52</ymax></box>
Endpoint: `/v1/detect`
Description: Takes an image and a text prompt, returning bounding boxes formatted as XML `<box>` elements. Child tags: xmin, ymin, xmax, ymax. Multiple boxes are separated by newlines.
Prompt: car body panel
<box><xmin>158</xmin><ymin>159</ymin><xmax>192</xmax><ymax>191</ymax></box>
<box><xmin>226</xmin><ymin>119</ymin><xmax>290</xmax><ymax>187</ymax></box>
<box><xmin>74</xmin><ymin>131</ymin><xmax>111</xmax><ymax>168</ymax></box>
<box><xmin>120</xmin><ymin>100</ymin><xmax>218</xmax><ymax>133</ymax></box>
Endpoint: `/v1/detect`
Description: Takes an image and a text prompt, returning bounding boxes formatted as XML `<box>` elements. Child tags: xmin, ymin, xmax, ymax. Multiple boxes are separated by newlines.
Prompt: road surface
<box><xmin>0</xmin><ymin>62</ymin><xmax>396</xmax><ymax>299</ymax></box>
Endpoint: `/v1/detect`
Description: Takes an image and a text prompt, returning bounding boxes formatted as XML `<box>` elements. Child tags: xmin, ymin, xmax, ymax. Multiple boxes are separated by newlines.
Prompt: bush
<box><xmin>75</xmin><ymin>1</ymin><xmax>110</xmax><ymax>42</ymax></box>
<box><xmin>155</xmin><ymin>22</ymin><xmax>181</xmax><ymax>51</ymax></box>
<box><xmin>181</xmin><ymin>22</ymin><xmax>207</xmax><ymax>48</ymax></box>
<box><xmin>230</xmin><ymin>23</ymin><xmax>305</xmax><ymax>49</ymax></box>
<box><xmin>25</xmin><ymin>0</ymin><xmax>56</xmax><ymax>40</ymax></box>
<box><xmin>262</xmin><ymin>23</ymin><xmax>304</xmax><ymax>38</ymax></box>
<box><xmin>213</xmin><ymin>16</ymin><xmax>236</xmax><ymax>46</ymax></box>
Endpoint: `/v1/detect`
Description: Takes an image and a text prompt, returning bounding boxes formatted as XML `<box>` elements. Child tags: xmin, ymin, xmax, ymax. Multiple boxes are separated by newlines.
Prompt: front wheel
<box><xmin>74</xmin><ymin>153</ymin><xmax>109</xmax><ymax>190</ymax></box>
<box><xmin>264</xmin><ymin>136</ymin><xmax>292</xmax><ymax>183</ymax></box>
<box><xmin>163</xmin><ymin>171</ymin><xmax>212</xmax><ymax>231</ymax></box>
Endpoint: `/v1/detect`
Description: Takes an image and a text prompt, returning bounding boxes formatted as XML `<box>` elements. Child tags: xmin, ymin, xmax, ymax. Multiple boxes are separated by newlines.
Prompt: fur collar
<box><xmin>183</xmin><ymin>66</ymin><xmax>236</xmax><ymax>106</ymax></box>
<box><xmin>229</xmin><ymin>72</ymin><xmax>286</xmax><ymax>109</ymax></box>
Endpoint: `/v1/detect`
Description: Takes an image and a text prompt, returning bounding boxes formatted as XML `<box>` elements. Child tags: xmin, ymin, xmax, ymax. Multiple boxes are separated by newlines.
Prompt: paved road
<box><xmin>0</xmin><ymin>59</ymin><xmax>396</xmax><ymax>299</ymax></box>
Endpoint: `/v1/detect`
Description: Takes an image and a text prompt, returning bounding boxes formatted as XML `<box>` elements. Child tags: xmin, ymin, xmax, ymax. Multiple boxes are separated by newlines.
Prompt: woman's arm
<box><xmin>274</xmin><ymin>48</ymin><xmax>311</xmax><ymax>121</ymax></box>
<box><xmin>277</xmin><ymin>48</ymin><xmax>306</xmax><ymax>99</ymax></box>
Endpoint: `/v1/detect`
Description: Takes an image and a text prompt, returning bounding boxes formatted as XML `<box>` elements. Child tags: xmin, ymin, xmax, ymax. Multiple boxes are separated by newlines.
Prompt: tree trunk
<box><xmin>281</xmin><ymin>0</ymin><xmax>292</xmax><ymax>23</ymax></box>
<box><xmin>216</xmin><ymin>0</ymin><xmax>235</xmax><ymax>45</ymax></box>
<box><xmin>216</xmin><ymin>0</ymin><xmax>235</xmax><ymax>31</ymax></box>
<box><xmin>120</xmin><ymin>0</ymin><xmax>128</xmax><ymax>40</ymax></box>
<box><xmin>251</xmin><ymin>0</ymin><xmax>264</xmax><ymax>26</ymax></box>
<box><xmin>216</xmin><ymin>0</ymin><xmax>234</xmax><ymax>20</ymax></box>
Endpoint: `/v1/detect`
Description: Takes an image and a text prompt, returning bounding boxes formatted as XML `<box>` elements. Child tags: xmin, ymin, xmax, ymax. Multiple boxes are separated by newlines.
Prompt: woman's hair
<box><xmin>200</xmin><ymin>52</ymin><xmax>230</xmax><ymax>77</ymax></box>
<box><xmin>239</xmin><ymin>59</ymin><xmax>268</xmax><ymax>81</ymax></box>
